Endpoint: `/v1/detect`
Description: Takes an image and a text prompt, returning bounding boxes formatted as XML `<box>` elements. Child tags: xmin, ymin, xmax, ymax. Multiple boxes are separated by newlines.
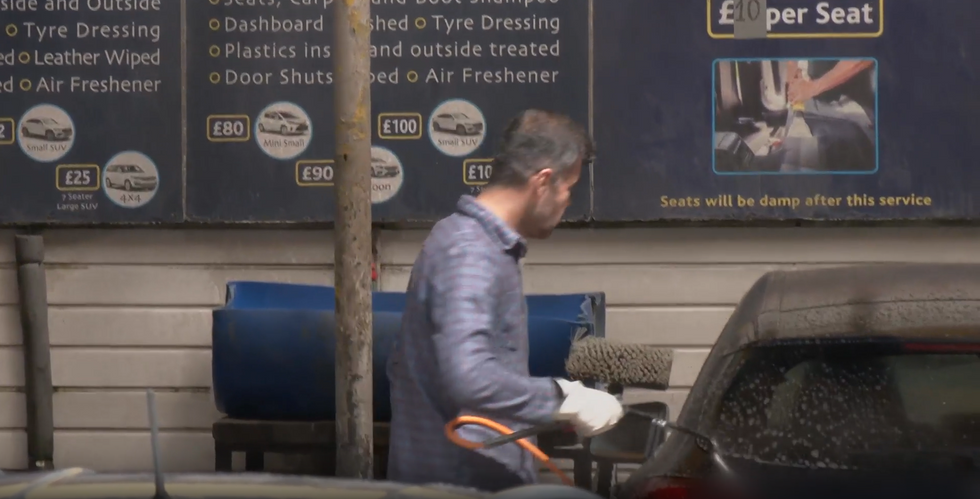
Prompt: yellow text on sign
<box><xmin>463</xmin><ymin>158</ymin><xmax>494</xmax><ymax>186</ymax></box>
<box><xmin>296</xmin><ymin>160</ymin><xmax>335</xmax><ymax>187</ymax></box>
<box><xmin>56</xmin><ymin>164</ymin><xmax>101</xmax><ymax>192</ymax></box>
<box><xmin>707</xmin><ymin>0</ymin><xmax>885</xmax><ymax>39</ymax></box>
<box><xmin>377</xmin><ymin>112</ymin><xmax>423</xmax><ymax>140</ymax></box>
<box><xmin>207</xmin><ymin>114</ymin><xmax>251</xmax><ymax>142</ymax></box>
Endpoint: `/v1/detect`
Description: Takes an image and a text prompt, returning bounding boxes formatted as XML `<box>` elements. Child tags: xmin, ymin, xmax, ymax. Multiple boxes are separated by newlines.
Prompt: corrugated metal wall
<box><xmin>1</xmin><ymin>227</ymin><xmax>978</xmax><ymax>471</ymax></box>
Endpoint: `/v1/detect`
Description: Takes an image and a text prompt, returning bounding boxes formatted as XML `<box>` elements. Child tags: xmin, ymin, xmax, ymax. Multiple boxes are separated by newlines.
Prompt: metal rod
<box><xmin>481</xmin><ymin>421</ymin><xmax>568</xmax><ymax>450</ymax></box>
<box><xmin>146</xmin><ymin>390</ymin><xmax>169</xmax><ymax>499</ymax></box>
<box><xmin>333</xmin><ymin>0</ymin><xmax>374</xmax><ymax>479</ymax></box>
<box><xmin>14</xmin><ymin>234</ymin><xmax>54</xmax><ymax>471</ymax></box>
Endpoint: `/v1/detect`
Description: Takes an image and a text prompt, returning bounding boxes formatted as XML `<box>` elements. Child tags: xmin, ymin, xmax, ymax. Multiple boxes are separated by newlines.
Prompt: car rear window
<box><xmin>709</xmin><ymin>340</ymin><xmax>980</xmax><ymax>470</ymax></box>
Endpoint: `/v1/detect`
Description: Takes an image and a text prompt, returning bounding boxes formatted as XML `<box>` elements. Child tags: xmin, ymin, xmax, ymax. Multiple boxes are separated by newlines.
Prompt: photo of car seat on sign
<box><xmin>713</xmin><ymin>58</ymin><xmax>877</xmax><ymax>175</ymax></box>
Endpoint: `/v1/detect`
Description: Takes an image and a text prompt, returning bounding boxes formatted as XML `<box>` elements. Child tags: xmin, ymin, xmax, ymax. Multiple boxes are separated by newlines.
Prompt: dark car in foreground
<box><xmin>0</xmin><ymin>470</ymin><xmax>482</xmax><ymax>499</ymax></box>
<box><xmin>616</xmin><ymin>264</ymin><xmax>980</xmax><ymax>499</ymax></box>
<box><xmin>0</xmin><ymin>469</ymin><xmax>606</xmax><ymax>499</ymax></box>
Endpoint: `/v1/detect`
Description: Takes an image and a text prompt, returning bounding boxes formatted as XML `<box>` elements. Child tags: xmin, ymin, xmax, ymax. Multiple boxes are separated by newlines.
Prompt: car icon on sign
<box><xmin>258</xmin><ymin>110</ymin><xmax>309</xmax><ymax>135</ymax></box>
<box><xmin>371</xmin><ymin>156</ymin><xmax>400</xmax><ymax>178</ymax></box>
<box><xmin>105</xmin><ymin>164</ymin><xmax>158</xmax><ymax>191</ymax></box>
<box><xmin>21</xmin><ymin>117</ymin><xmax>73</xmax><ymax>141</ymax></box>
<box><xmin>432</xmin><ymin>112</ymin><xmax>483</xmax><ymax>136</ymax></box>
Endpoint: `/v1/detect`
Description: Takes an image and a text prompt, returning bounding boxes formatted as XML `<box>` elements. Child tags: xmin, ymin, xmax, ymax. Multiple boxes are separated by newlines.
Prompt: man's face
<box><xmin>522</xmin><ymin>159</ymin><xmax>582</xmax><ymax>239</ymax></box>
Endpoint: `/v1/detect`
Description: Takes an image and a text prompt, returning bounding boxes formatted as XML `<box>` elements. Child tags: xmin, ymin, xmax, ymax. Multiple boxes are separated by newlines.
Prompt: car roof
<box><xmin>728</xmin><ymin>263</ymin><xmax>980</xmax><ymax>351</ymax></box>
<box><xmin>0</xmin><ymin>470</ymin><xmax>486</xmax><ymax>499</ymax></box>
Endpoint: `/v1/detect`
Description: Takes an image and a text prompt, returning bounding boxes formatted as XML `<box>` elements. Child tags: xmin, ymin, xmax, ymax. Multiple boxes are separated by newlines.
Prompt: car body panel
<box><xmin>0</xmin><ymin>471</ymin><xmax>598</xmax><ymax>499</ymax></box>
<box><xmin>703</xmin><ymin>263</ymin><xmax>980</xmax><ymax>359</ymax></box>
<box><xmin>0</xmin><ymin>470</ymin><xmax>486</xmax><ymax>499</ymax></box>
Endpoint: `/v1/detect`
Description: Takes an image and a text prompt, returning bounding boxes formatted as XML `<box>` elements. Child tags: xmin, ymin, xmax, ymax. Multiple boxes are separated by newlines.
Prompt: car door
<box><xmin>272</xmin><ymin>113</ymin><xmax>285</xmax><ymax>128</ymax></box>
<box><xmin>105</xmin><ymin>165</ymin><xmax>118</xmax><ymax>186</ymax></box>
<box><xmin>124</xmin><ymin>165</ymin><xmax>139</xmax><ymax>182</ymax></box>
<box><xmin>434</xmin><ymin>114</ymin><xmax>452</xmax><ymax>130</ymax></box>
<box><xmin>261</xmin><ymin>112</ymin><xmax>277</xmax><ymax>130</ymax></box>
<box><xmin>24</xmin><ymin>119</ymin><xmax>41</xmax><ymax>136</ymax></box>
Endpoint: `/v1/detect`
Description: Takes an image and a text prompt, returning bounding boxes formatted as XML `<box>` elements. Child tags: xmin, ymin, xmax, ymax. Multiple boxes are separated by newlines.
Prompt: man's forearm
<box><xmin>440</xmin><ymin>352</ymin><xmax>563</xmax><ymax>425</ymax></box>
<box><xmin>814</xmin><ymin>60</ymin><xmax>874</xmax><ymax>94</ymax></box>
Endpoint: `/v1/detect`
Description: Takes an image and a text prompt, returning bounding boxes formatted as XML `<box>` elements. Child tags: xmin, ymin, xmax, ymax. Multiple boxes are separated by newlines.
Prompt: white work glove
<box><xmin>553</xmin><ymin>379</ymin><xmax>625</xmax><ymax>437</ymax></box>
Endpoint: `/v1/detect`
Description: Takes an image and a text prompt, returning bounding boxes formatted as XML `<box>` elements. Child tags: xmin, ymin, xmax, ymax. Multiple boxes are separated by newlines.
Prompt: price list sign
<box><xmin>0</xmin><ymin>0</ymin><xmax>182</xmax><ymax>223</ymax></box>
<box><xmin>185</xmin><ymin>0</ymin><xmax>591</xmax><ymax>222</ymax></box>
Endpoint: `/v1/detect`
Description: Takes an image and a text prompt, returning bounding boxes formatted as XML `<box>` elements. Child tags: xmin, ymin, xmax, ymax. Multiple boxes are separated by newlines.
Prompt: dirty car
<box><xmin>617</xmin><ymin>264</ymin><xmax>980</xmax><ymax>499</ymax></box>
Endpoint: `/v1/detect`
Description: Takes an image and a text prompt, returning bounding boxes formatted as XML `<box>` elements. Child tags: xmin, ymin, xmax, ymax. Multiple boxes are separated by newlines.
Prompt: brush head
<box><xmin>564</xmin><ymin>337</ymin><xmax>673</xmax><ymax>390</ymax></box>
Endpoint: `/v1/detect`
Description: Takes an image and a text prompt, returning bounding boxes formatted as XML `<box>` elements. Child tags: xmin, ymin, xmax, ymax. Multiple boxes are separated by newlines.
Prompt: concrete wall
<box><xmin>2</xmin><ymin>227</ymin><xmax>980</xmax><ymax>472</ymax></box>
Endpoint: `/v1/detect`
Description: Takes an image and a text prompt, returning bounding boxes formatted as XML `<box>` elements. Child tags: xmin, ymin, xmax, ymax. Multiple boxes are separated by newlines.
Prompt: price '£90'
<box><xmin>298</xmin><ymin>163</ymin><xmax>335</xmax><ymax>186</ymax></box>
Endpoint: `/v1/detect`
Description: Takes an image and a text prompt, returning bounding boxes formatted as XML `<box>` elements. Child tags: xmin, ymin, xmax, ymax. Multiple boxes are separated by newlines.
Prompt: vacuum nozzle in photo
<box><xmin>713</xmin><ymin>58</ymin><xmax>878</xmax><ymax>175</ymax></box>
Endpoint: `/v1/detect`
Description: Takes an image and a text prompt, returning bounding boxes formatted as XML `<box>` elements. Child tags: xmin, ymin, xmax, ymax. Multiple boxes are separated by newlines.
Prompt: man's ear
<box><xmin>530</xmin><ymin>168</ymin><xmax>554</xmax><ymax>192</ymax></box>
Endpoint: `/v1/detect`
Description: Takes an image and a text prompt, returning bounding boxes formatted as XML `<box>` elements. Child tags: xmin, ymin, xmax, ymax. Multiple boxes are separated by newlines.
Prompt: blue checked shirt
<box><xmin>386</xmin><ymin>195</ymin><xmax>563</xmax><ymax>491</ymax></box>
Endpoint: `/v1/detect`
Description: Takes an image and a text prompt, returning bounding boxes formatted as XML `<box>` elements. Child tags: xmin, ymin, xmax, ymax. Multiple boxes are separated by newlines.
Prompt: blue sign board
<box><xmin>0</xmin><ymin>0</ymin><xmax>183</xmax><ymax>223</ymax></box>
<box><xmin>185</xmin><ymin>0</ymin><xmax>591</xmax><ymax>222</ymax></box>
<box><xmin>592</xmin><ymin>0</ymin><xmax>980</xmax><ymax>221</ymax></box>
<box><xmin>1</xmin><ymin>0</ymin><xmax>979</xmax><ymax>223</ymax></box>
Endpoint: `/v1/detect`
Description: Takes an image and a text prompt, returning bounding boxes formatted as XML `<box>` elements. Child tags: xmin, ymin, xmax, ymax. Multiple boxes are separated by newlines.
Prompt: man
<box><xmin>387</xmin><ymin>110</ymin><xmax>624</xmax><ymax>491</ymax></box>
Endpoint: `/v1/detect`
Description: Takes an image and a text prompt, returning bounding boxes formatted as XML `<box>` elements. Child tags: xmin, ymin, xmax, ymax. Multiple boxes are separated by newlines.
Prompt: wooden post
<box><xmin>14</xmin><ymin>234</ymin><xmax>54</xmax><ymax>471</ymax></box>
<box><xmin>333</xmin><ymin>0</ymin><xmax>374</xmax><ymax>479</ymax></box>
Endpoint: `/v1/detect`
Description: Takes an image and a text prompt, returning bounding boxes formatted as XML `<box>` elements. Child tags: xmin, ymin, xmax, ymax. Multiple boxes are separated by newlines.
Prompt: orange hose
<box><xmin>445</xmin><ymin>415</ymin><xmax>574</xmax><ymax>486</ymax></box>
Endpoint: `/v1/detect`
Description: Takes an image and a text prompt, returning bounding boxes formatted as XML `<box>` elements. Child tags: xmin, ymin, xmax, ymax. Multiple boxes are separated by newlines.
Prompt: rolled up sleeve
<box><xmin>428</xmin><ymin>242</ymin><xmax>561</xmax><ymax>425</ymax></box>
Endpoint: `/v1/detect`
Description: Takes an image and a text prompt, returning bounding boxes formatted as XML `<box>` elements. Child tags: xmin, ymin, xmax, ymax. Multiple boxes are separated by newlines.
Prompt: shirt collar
<box><xmin>456</xmin><ymin>195</ymin><xmax>528</xmax><ymax>259</ymax></box>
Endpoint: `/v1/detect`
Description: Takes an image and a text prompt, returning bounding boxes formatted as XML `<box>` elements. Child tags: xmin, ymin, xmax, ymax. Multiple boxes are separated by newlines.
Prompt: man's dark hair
<box><xmin>487</xmin><ymin>110</ymin><xmax>594</xmax><ymax>188</ymax></box>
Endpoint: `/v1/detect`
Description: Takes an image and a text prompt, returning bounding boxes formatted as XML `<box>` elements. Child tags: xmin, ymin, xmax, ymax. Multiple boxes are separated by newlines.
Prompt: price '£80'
<box><xmin>206</xmin><ymin>115</ymin><xmax>250</xmax><ymax>142</ymax></box>
<box><xmin>299</xmin><ymin>163</ymin><xmax>335</xmax><ymax>186</ymax></box>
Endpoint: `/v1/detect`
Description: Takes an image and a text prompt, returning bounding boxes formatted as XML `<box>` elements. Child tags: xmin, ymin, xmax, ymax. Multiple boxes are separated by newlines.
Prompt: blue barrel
<box><xmin>212</xmin><ymin>281</ymin><xmax>605</xmax><ymax>421</ymax></box>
